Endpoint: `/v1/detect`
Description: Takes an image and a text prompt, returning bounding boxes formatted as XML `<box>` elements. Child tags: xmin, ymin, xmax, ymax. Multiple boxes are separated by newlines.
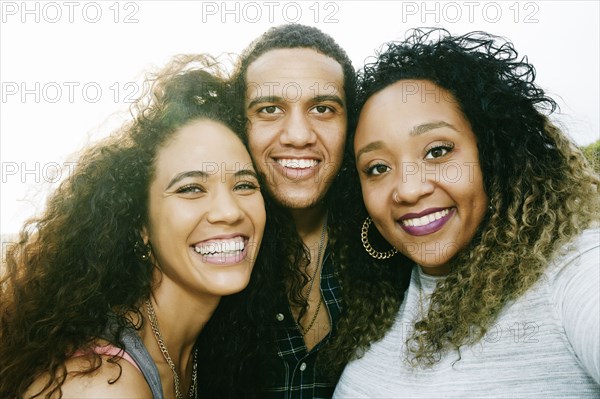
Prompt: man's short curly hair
<box><xmin>232</xmin><ymin>23</ymin><xmax>356</xmax><ymax>121</ymax></box>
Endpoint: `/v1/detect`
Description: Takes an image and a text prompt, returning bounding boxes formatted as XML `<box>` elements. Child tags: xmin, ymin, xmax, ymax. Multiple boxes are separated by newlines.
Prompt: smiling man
<box><xmin>244</xmin><ymin>47</ymin><xmax>347</xmax><ymax>211</ymax></box>
<box><xmin>230</xmin><ymin>24</ymin><xmax>356</xmax><ymax>398</ymax></box>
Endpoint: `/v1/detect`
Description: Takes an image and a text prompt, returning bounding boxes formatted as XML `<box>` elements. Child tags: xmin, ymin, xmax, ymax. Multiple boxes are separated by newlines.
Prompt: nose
<box><xmin>393</xmin><ymin>161</ymin><xmax>435</xmax><ymax>204</ymax></box>
<box><xmin>279</xmin><ymin>109</ymin><xmax>316</xmax><ymax>147</ymax></box>
<box><xmin>207</xmin><ymin>189</ymin><xmax>244</xmax><ymax>225</ymax></box>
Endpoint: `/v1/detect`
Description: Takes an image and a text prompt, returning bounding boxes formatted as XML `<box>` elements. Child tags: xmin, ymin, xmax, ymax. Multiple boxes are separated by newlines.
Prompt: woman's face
<box><xmin>143</xmin><ymin>119</ymin><xmax>266</xmax><ymax>300</ymax></box>
<box><xmin>354</xmin><ymin>80</ymin><xmax>488</xmax><ymax>275</ymax></box>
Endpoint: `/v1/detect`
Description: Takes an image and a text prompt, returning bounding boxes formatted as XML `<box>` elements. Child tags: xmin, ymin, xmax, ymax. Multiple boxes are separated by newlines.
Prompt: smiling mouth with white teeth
<box><xmin>193</xmin><ymin>236</ymin><xmax>246</xmax><ymax>255</ymax></box>
<box><xmin>276</xmin><ymin>158</ymin><xmax>319</xmax><ymax>169</ymax></box>
<box><xmin>401</xmin><ymin>208</ymin><xmax>450</xmax><ymax>227</ymax></box>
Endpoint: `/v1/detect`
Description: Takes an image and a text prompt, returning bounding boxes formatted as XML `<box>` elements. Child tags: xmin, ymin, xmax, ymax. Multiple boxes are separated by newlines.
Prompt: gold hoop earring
<box><xmin>361</xmin><ymin>217</ymin><xmax>398</xmax><ymax>259</ymax></box>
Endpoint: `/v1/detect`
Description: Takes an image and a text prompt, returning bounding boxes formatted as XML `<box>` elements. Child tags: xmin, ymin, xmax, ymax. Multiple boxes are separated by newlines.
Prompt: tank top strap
<box><xmin>121</xmin><ymin>325</ymin><xmax>164</xmax><ymax>399</ymax></box>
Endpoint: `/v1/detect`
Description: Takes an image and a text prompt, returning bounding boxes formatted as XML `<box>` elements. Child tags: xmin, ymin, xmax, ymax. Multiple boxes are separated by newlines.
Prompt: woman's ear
<box><xmin>141</xmin><ymin>226</ymin><xmax>149</xmax><ymax>245</ymax></box>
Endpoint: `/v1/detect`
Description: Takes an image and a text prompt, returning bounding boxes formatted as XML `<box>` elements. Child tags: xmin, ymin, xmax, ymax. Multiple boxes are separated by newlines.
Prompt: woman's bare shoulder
<box><xmin>25</xmin><ymin>354</ymin><xmax>152</xmax><ymax>399</ymax></box>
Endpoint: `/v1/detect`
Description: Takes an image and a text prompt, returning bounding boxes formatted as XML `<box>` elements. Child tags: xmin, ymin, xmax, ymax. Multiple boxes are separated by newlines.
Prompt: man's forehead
<box><xmin>246</xmin><ymin>48</ymin><xmax>344</xmax><ymax>83</ymax></box>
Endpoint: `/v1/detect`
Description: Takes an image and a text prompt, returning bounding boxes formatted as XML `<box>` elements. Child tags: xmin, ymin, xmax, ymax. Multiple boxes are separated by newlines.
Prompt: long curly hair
<box><xmin>342</xmin><ymin>28</ymin><xmax>599</xmax><ymax>367</ymax></box>
<box><xmin>0</xmin><ymin>54</ymin><xmax>275</xmax><ymax>398</ymax></box>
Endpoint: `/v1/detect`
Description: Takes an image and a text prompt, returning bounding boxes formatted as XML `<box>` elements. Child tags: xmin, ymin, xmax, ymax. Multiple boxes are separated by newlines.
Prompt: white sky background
<box><xmin>1</xmin><ymin>0</ymin><xmax>599</xmax><ymax>235</ymax></box>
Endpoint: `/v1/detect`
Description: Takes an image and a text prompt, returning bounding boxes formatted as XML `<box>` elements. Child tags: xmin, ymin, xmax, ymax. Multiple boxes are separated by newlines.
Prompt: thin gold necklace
<box><xmin>416</xmin><ymin>269</ymin><xmax>432</xmax><ymax>321</ymax></box>
<box><xmin>300</xmin><ymin>217</ymin><xmax>328</xmax><ymax>334</ymax></box>
<box><xmin>145</xmin><ymin>299</ymin><xmax>198</xmax><ymax>399</ymax></box>
<box><xmin>418</xmin><ymin>273</ymin><xmax>425</xmax><ymax>320</ymax></box>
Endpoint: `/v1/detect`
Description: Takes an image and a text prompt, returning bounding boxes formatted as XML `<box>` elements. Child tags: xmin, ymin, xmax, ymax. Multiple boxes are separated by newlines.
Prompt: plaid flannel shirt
<box><xmin>264</xmin><ymin>247</ymin><xmax>343</xmax><ymax>399</ymax></box>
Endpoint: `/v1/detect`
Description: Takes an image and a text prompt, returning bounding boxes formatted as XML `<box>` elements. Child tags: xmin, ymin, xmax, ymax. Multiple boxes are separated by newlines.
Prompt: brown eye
<box><xmin>431</xmin><ymin>147</ymin><xmax>447</xmax><ymax>158</ymax></box>
<box><xmin>366</xmin><ymin>164</ymin><xmax>390</xmax><ymax>176</ymax></box>
<box><xmin>315</xmin><ymin>105</ymin><xmax>330</xmax><ymax>113</ymax></box>
<box><xmin>175</xmin><ymin>184</ymin><xmax>205</xmax><ymax>197</ymax></box>
<box><xmin>425</xmin><ymin>144</ymin><xmax>454</xmax><ymax>160</ymax></box>
<box><xmin>234</xmin><ymin>181</ymin><xmax>259</xmax><ymax>192</ymax></box>
<box><xmin>259</xmin><ymin>106</ymin><xmax>282</xmax><ymax>114</ymax></box>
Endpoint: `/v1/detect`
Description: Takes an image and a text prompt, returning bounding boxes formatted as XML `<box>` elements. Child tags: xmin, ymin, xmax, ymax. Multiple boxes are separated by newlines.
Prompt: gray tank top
<box><xmin>121</xmin><ymin>326</ymin><xmax>163</xmax><ymax>398</ymax></box>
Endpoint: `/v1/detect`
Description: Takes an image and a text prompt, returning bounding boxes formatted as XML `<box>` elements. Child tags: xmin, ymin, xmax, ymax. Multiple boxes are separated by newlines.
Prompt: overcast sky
<box><xmin>1</xmin><ymin>0</ymin><xmax>599</xmax><ymax>234</ymax></box>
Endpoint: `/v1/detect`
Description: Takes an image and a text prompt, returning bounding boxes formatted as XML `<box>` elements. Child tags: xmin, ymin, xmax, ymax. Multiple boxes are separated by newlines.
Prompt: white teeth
<box><xmin>193</xmin><ymin>237</ymin><xmax>245</xmax><ymax>255</ymax></box>
<box><xmin>277</xmin><ymin>158</ymin><xmax>318</xmax><ymax>169</ymax></box>
<box><xmin>402</xmin><ymin>209</ymin><xmax>450</xmax><ymax>227</ymax></box>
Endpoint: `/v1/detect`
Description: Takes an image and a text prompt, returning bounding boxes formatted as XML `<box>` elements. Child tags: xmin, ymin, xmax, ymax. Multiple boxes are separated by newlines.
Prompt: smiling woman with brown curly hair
<box><xmin>333</xmin><ymin>29</ymin><xmax>599</xmax><ymax>397</ymax></box>
<box><xmin>0</xmin><ymin>55</ymin><xmax>279</xmax><ymax>399</ymax></box>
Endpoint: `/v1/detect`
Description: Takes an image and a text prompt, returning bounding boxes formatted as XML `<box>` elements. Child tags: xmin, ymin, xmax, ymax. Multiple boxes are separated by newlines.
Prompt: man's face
<box><xmin>244</xmin><ymin>48</ymin><xmax>347</xmax><ymax>210</ymax></box>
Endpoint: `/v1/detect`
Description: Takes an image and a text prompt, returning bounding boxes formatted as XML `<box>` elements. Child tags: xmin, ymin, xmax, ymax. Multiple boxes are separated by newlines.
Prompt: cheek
<box><xmin>248</xmin><ymin>138</ymin><xmax>263</xmax><ymax>157</ymax></box>
<box><xmin>326</xmin><ymin>143</ymin><xmax>346</xmax><ymax>176</ymax></box>
<box><xmin>443</xmin><ymin>161</ymin><xmax>484</xmax><ymax>197</ymax></box>
<box><xmin>453</xmin><ymin>167</ymin><xmax>488</xmax><ymax>231</ymax></box>
<box><xmin>332</xmin><ymin>138</ymin><xmax>346</xmax><ymax>161</ymax></box>
<box><xmin>152</xmin><ymin>202</ymin><xmax>202</xmax><ymax>236</ymax></box>
<box><xmin>245</xmin><ymin>196</ymin><xmax>267</xmax><ymax>229</ymax></box>
<box><xmin>315</xmin><ymin>117</ymin><xmax>345</xmax><ymax>145</ymax></box>
<box><xmin>247</xmin><ymin>127</ymin><xmax>269</xmax><ymax>152</ymax></box>
<box><xmin>360</xmin><ymin>183</ymin><xmax>383</xmax><ymax>217</ymax></box>
<box><xmin>471</xmin><ymin>189</ymin><xmax>489</xmax><ymax>225</ymax></box>
<box><xmin>254</xmin><ymin>204</ymin><xmax>267</xmax><ymax>232</ymax></box>
<box><xmin>458</xmin><ymin>163</ymin><xmax>487</xmax><ymax>203</ymax></box>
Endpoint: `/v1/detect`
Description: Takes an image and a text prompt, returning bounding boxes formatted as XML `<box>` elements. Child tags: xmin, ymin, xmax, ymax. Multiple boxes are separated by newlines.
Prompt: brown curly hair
<box><xmin>0</xmin><ymin>54</ymin><xmax>278</xmax><ymax>398</ymax></box>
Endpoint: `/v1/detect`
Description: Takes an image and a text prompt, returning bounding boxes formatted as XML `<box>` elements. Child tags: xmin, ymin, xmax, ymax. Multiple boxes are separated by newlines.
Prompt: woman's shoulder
<box><xmin>541</xmin><ymin>228</ymin><xmax>600</xmax><ymax>311</ymax></box>
<box><xmin>547</xmin><ymin>228</ymin><xmax>599</xmax><ymax>274</ymax></box>
<box><xmin>567</xmin><ymin>228</ymin><xmax>599</xmax><ymax>253</ymax></box>
<box><xmin>24</xmin><ymin>352</ymin><xmax>151</xmax><ymax>399</ymax></box>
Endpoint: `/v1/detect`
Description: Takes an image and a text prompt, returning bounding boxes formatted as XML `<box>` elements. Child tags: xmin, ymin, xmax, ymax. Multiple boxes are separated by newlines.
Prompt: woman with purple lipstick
<box><xmin>0</xmin><ymin>55</ymin><xmax>276</xmax><ymax>398</ymax></box>
<box><xmin>334</xmin><ymin>29</ymin><xmax>600</xmax><ymax>397</ymax></box>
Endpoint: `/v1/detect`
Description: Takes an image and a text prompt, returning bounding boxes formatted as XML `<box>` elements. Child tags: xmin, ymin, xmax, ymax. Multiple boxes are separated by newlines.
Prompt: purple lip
<box><xmin>398</xmin><ymin>208</ymin><xmax>455</xmax><ymax>236</ymax></box>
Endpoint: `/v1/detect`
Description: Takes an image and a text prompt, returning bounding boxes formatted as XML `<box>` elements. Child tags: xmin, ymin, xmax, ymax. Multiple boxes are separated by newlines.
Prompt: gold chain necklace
<box><xmin>300</xmin><ymin>217</ymin><xmax>328</xmax><ymax>334</ymax></box>
<box><xmin>145</xmin><ymin>299</ymin><xmax>198</xmax><ymax>399</ymax></box>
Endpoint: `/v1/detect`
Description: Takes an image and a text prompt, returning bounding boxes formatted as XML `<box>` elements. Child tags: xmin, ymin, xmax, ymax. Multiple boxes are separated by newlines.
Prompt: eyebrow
<box><xmin>409</xmin><ymin>121</ymin><xmax>457</xmax><ymax>137</ymax></box>
<box><xmin>355</xmin><ymin>121</ymin><xmax>458</xmax><ymax>160</ymax></box>
<box><xmin>355</xmin><ymin>141</ymin><xmax>384</xmax><ymax>161</ymax></box>
<box><xmin>246</xmin><ymin>95</ymin><xmax>284</xmax><ymax>110</ymax></box>
<box><xmin>165</xmin><ymin>169</ymin><xmax>258</xmax><ymax>190</ymax></box>
<box><xmin>313</xmin><ymin>94</ymin><xmax>345</xmax><ymax>108</ymax></box>
<box><xmin>246</xmin><ymin>94</ymin><xmax>345</xmax><ymax>110</ymax></box>
<box><xmin>234</xmin><ymin>169</ymin><xmax>259</xmax><ymax>180</ymax></box>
